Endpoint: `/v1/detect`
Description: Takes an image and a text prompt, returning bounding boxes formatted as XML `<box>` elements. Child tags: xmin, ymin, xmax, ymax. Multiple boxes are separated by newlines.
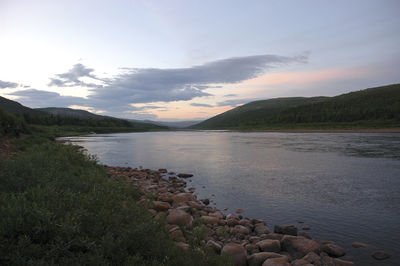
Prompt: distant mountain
<box><xmin>0</xmin><ymin>96</ymin><xmax>46</xmax><ymax>117</ymax></box>
<box><xmin>36</xmin><ymin>107</ymin><xmax>104</xmax><ymax>119</ymax></box>
<box><xmin>0</xmin><ymin>97</ymin><xmax>166</xmax><ymax>131</ymax></box>
<box><xmin>129</xmin><ymin>119</ymin><xmax>203</xmax><ymax>129</ymax></box>
<box><xmin>191</xmin><ymin>84</ymin><xmax>400</xmax><ymax>129</ymax></box>
<box><xmin>191</xmin><ymin>97</ymin><xmax>327</xmax><ymax>129</ymax></box>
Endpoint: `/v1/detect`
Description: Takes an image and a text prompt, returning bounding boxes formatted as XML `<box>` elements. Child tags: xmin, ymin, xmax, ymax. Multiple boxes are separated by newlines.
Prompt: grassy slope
<box><xmin>192</xmin><ymin>84</ymin><xmax>400</xmax><ymax>130</ymax></box>
<box><xmin>0</xmin><ymin>134</ymin><xmax>231</xmax><ymax>265</ymax></box>
<box><xmin>0</xmin><ymin>96</ymin><xmax>167</xmax><ymax>133</ymax></box>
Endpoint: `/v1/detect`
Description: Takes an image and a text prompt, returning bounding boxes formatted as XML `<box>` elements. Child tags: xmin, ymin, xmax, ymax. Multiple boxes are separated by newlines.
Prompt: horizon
<box><xmin>1</xmin><ymin>0</ymin><xmax>399</xmax><ymax>122</ymax></box>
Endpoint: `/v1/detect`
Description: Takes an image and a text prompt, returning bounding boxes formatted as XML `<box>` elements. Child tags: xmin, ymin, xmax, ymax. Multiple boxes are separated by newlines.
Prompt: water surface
<box><xmin>64</xmin><ymin>131</ymin><xmax>400</xmax><ymax>265</ymax></box>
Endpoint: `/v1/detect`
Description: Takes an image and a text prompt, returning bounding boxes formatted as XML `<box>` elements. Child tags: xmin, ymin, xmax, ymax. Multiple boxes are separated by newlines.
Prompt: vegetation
<box><xmin>0</xmin><ymin>96</ymin><xmax>167</xmax><ymax>133</ymax></box>
<box><xmin>191</xmin><ymin>84</ymin><xmax>400</xmax><ymax>130</ymax></box>
<box><xmin>0</xmin><ymin>134</ymin><xmax>231</xmax><ymax>265</ymax></box>
<box><xmin>0</xmin><ymin>108</ymin><xmax>29</xmax><ymax>137</ymax></box>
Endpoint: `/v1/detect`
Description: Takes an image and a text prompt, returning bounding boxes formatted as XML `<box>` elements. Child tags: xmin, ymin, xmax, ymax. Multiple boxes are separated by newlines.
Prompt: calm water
<box><xmin>64</xmin><ymin>131</ymin><xmax>400</xmax><ymax>265</ymax></box>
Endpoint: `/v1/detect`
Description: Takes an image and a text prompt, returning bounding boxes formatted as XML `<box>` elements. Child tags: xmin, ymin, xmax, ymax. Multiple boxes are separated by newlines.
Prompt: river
<box><xmin>63</xmin><ymin>131</ymin><xmax>400</xmax><ymax>265</ymax></box>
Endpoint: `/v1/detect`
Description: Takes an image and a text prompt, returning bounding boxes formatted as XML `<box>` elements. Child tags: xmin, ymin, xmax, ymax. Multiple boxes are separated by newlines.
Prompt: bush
<box><xmin>0</xmin><ymin>140</ymin><xmax>231</xmax><ymax>265</ymax></box>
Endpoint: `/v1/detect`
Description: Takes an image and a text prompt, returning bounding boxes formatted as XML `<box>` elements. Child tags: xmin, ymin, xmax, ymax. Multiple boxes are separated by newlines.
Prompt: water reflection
<box><xmin>64</xmin><ymin>131</ymin><xmax>400</xmax><ymax>265</ymax></box>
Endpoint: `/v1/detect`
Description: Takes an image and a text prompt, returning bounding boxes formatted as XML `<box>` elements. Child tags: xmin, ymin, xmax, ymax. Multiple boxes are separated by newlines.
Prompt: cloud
<box><xmin>217</xmin><ymin>98</ymin><xmax>256</xmax><ymax>107</ymax></box>
<box><xmin>9</xmin><ymin>89</ymin><xmax>86</xmax><ymax>108</ymax></box>
<box><xmin>48</xmin><ymin>63</ymin><xmax>103</xmax><ymax>88</ymax></box>
<box><xmin>190</xmin><ymin>103</ymin><xmax>214</xmax><ymax>107</ymax></box>
<box><xmin>87</xmin><ymin>53</ymin><xmax>306</xmax><ymax>108</ymax></box>
<box><xmin>224</xmin><ymin>94</ymin><xmax>237</xmax><ymax>97</ymax></box>
<box><xmin>9</xmin><ymin>53</ymin><xmax>307</xmax><ymax>117</ymax></box>
<box><xmin>0</xmin><ymin>80</ymin><xmax>19</xmax><ymax>89</ymax></box>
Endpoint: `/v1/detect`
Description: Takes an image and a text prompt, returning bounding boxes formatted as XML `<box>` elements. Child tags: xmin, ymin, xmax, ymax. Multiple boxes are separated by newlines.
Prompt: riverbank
<box><xmin>107</xmin><ymin>165</ymin><xmax>359</xmax><ymax>265</ymax></box>
<box><xmin>231</xmin><ymin>128</ymin><xmax>400</xmax><ymax>133</ymax></box>
<box><xmin>0</xmin><ymin>136</ymin><xmax>230</xmax><ymax>265</ymax></box>
<box><xmin>236</xmin><ymin>129</ymin><xmax>400</xmax><ymax>133</ymax></box>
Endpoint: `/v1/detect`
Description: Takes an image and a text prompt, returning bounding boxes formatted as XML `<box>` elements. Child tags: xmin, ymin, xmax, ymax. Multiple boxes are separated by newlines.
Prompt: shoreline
<box><xmin>232</xmin><ymin>128</ymin><xmax>400</xmax><ymax>133</ymax></box>
<box><xmin>107</xmin><ymin>165</ymin><xmax>362</xmax><ymax>265</ymax></box>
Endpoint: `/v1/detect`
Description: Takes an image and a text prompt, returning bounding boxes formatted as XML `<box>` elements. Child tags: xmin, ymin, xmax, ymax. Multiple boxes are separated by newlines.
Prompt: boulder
<box><xmin>221</xmin><ymin>243</ymin><xmax>247</xmax><ymax>266</ymax></box>
<box><xmin>281</xmin><ymin>235</ymin><xmax>320</xmax><ymax>260</ymax></box>
<box><xmin>247</xmin><ymin>252</ymin><xmax>282</xmax><ymax>266</ymax></box>
<box><xmin>152</xmin><ymin>201</ymin><xmax>171</xmax><ymax>212</ymax></box>
<box><xmin>245</xmin><ymin>243</ymin><xmax>260</xmax><ymax>254</ymax></box>
<box><xmin>321</xmin><ymin>243</ymin><xmax>346</xmax><ymax>257</ymax></box>
<box><xmin>233</xmin><ymin>225</ymin><xmax>250</xmax><ymax>235</ymax></box>
<box><xmin>371</xmin><ymin>250</ymin><xmax>391</xmax><ymax>260</ymax></box>
<box><xmin>255</xmin><ymin>224</ymin><xmax>271</xmax><ymax>235</ymax></box>
<box><xmin>206</xmin><ymin>239</ymin><xmax>222</xmax><ymax>253</ymax></box>
<box><xmin>302</xmin><ymin>252</ymin><xmax>321</xmax><ymax>265</ymax></box>
<box><xmin>274</xmin><ymin>225</ymin><xmax>298</xmax><ymax>236</ymax></box>
<box><xmin>262</xmin><ymin>256</ymin><xmax>290</xmax><ymax>266</ymax></box>
<box><xmin>257</xmin><ymin>239</ymin><xmax>281</xmax><ymax>253</ymax></box>
<box><xmin>201</xmin><ymin>216</ymin><xmax>220</xmax><ymax>225</ymax></box>
<box><xmin>166</xmin><ymin>209</ymin><xmax>193</xmax><ymax>228</ymax></box>
<box><xmin>172</xmin><ymin>193</ymin><xmax>196</xmax><ymax>206</ymax></box>
<box><xmin>158</xmin><ymin>168</ymin><xmax>168</xmax><ymax>173</ymax></box>
<box><xmin>291</xmin><ymin>259</ymin><xmax>312</xmax><ymax>266</ymax></box>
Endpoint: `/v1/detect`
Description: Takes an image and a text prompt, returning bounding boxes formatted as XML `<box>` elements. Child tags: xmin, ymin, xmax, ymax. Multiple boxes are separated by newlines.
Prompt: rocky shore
<box><xmin>106</xmin><ymin>166</ymin><xmax>365</xmax><ymax>266</ymax></box>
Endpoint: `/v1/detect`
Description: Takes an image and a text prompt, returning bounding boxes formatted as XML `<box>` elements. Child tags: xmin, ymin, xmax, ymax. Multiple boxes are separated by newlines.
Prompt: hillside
<box><xmin>0</xmin><ymin>97</ymin><xmax>166</xmax><ymax>132</ymax></box>
<box><xmin>0</xmin><ymin>96</ymin><xmax>46</xmax><ymax>117</ymax></box>
<box><xmin>191</xmin><ymin>84</ymin><xmax>400</xmax><ymax>129</ymax></box>
<box><xmin>37</xmin><ymin>107</ymin><xmax>104</xmax><ymax>119</ymax></box>
<box><xmin>191</xmin><ymin>97</ymin><xmax>328</xmax><ymax>129</ymax></box>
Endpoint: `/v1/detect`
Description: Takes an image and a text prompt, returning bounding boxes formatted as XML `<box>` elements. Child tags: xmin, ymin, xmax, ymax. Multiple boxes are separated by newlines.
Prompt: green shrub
<box><xmin>0</xmin><ymin>140</ymin><xmax>231</xmax><ymax>265</ymax></box>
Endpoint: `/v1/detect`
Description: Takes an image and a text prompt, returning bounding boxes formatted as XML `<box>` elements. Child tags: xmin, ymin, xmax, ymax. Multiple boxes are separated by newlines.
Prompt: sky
<box><xmin>0</xmin><ymin>0</ymin><xmax>399</xmax><ymax>121</ymax></box>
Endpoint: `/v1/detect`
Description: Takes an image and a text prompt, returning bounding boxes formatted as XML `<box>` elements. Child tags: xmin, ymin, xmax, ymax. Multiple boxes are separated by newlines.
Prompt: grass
<box><xmin>0</xmin><ymin>135</ymin><xmax>231</xmax><ymax>265</ymax></box>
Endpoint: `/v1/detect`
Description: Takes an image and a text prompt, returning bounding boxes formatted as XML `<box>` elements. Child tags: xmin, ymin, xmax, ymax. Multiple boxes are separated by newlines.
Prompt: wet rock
<box><xmin>236</xmin><ymin>209</ymin><xmax>245</xmax><ymax>213</ymax></box>
<box><xmin>371</xmin><ymin>250</ymin><xmax>391</xmax><ymax>260</ymax></box>
<box><xmin>200</xmin><ymin>198</ymin><xmax>210</xmax><ymax>205</ymax></box>
<box><xmin>226</xmin><ymin>213</ymin><xmax>240</xmax><ymax>220</ymax></box>
<box><xmin>320</xmin><ymin>252</ymin><xmax>354</xmax><ymax>265</ymax></box>
<box><xmin>256</xmin><ymin>239</ymin><xmax>281</xmax><ymax>253</ymax></box>
<box><xmin>158</xmin><ymin>168</ymin><xmax>168</xmax><ymax>173</ymax></box>
<box><xmin>255</xmin><ymin>224</ymin><xmax>271</xmax><ymax>235</ymax></box>
<box><xmin>166</xmin><ymin>209</ymin><xmax>193</xmax><ymax>228</ymax></box>
<box><xmin>221</xmin><ymin>243</ymin><xmax>247</xmax><ymax>266</ymax></box>
<box><xmin>188</xmin><ymin>187</ymin><xmax>195</xmax><ymax>193</ymax></box>
<box><xmin>247</xmin><ymin>252</ymin><xmax>283</xmax><ymax>266</ymax></box>
<box><xmin>281</xmin><ymin>235</ymin><xmax>320</xmax><ymax>260</ymax></box>
<box><xmin>262</xmin><ymin>256</ymin><xmax>290</xmax><ymax>266</ymax></box>
<box><xmin>351</xmin><ymin>242</ymin><xmax>368</xmax><ymax>248</ymax></box>
<box><xmin>177</xmin><ymin>173</ymin><xmax>193</xmax><ymax>178</ymax></box>
<box><xmin>302</xmin><ymin>226</ymin><xmax>311</xmax><ymax>230</ymax></box>
<box><xmin>299</xmin><ymin>232</ymin><xmax>312</xmax><ymax>239</ymax></box>
<box><xmin>321</xmin><ymin>243</ymin><xmax>346</xmax><ymax>257</ymax></box>
<box><xmin>152</xmin><ymin>201</ymin><xmax>171</xmax><ymax>212</ymax></box>
<box><xmin>274</xmin><ymin>225</ymin><xmax>298</xmax><ymax>236</ymax></box>
<box><xmin>206</xmin><ymin>239</ymin><xmax>222</xmax><ymax>253</ymax></box>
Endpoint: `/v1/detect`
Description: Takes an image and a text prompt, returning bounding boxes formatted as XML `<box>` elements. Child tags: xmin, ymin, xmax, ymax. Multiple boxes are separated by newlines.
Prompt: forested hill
<box><xmin>0</xmin><ymin>96</ymin><xmax>166</xmax><ymax>133</ymax></box>
<box><xmin>191</xmin><ymin>84</ymin><xmax>400</xmax><ymax>129</ymax></box>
